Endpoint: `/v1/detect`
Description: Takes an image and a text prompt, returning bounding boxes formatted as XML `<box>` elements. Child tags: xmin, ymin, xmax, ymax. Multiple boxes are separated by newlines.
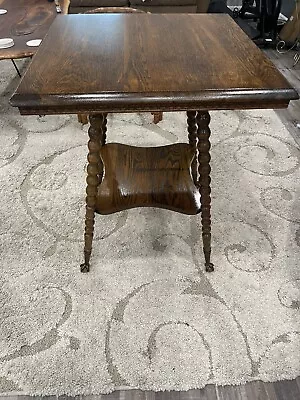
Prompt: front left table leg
<box><xmin>80</xmin><ymin>114</ymin><xmax>105</xmax><ymax>273</ymax></box>
<box><xmin>197</xmin><ymin>110</ymin><xmax>214</xmax><ymax>272</ymax></box>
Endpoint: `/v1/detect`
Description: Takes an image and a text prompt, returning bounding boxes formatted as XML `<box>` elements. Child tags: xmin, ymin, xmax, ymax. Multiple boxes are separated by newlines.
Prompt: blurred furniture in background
<box><xmin>67</xmin><ymin>0</ymin><xmax>210</xmax><ymax>14</ymax></box>
<box><xmin>279</xmin><ymin>0</ymin><xmax>300</xmax><ymax>44</ymax></box>
<box><xmin>0</xmin><ymin>0</ymin><xmax>57</xmax><ymax>76</ymax></box>
<box><xmin>238</xmin><ymin>0</ymin><xmax>282</xmax><ymax>45</ymax></box>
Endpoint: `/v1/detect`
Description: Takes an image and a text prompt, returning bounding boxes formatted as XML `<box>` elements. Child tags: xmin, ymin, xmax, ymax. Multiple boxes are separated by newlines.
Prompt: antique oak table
<box><xmin>10</xmin><ymin>14</ymin><xmax>298</xmax><ymax>273</ymax></box>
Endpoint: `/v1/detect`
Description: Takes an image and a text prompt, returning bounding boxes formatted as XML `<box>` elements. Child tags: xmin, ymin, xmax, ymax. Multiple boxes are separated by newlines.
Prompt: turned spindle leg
<box><xmin>151</xmin><ymin>112</ymin><xmax>163</xmax><ymax>124</ymax></box>
<box><xmin>98</xmin><ymin>114</ymin><xmax>108</xmax><ymax>184</ymax></box>
<box><xmin>77</xmin><ymin>114</ymin><xmax>88</xmax><ymax>125</ymax></box>
<box><xmin>187</xmin><ymin>111</ymin><xmax>198</xmax><ymax>185</ymax></box>
<box><xmin>80</xmin><ymin>114</ymin><xmax>105</xmax><ymax>273</ymax></box>
<box><xmin>196</xmin><ymin>111</ymin><xmax>214</xmax><ymax>272</ymax></box>
<box><xmin>102</xmin><ymin>113</ymin><xmax>108</xmax><ymax>145</ymax></box>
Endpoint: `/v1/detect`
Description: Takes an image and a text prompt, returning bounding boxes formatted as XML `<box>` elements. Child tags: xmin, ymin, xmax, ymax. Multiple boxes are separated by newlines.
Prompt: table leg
<box><xmin>196</xmin><ymin>111</ymin><xmax>214</xmax><ymax>272</ymax></box>
<box><xmin>77</xmin><ymin>114</ymin><xmax>88</xmax><ymax>125</ymax></box>
<box><xmin>11</xmin><ymin>59</ymin><xmax>22</xmax><ymax>78</ymax></box>
<box><xmin>187</xmin><ymin>111</ymin><xmax>198</xmax><ymax>185</ymax></box>
<box><xmin>101</xmin><ymin>113</ymin><xmax>107</xmax><ymax>145</ymax></box>
<box><xmin>151</xmin><ymin>112</ymin><xmax>163</xmax><ymax>124</ymax></box>
<box><xmin>80</xmin><ymin>114</ymin><xmax>106</xmax><ymax>273</ymax></box>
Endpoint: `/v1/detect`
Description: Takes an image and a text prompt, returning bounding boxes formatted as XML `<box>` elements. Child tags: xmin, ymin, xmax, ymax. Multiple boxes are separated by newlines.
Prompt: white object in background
<box><xmin>26</xmin><ymin>39</ymin><xmax>42</xmax><ymax>47</ymax></box>
<box><xmin>278</xmin><ymin>13</ymin><xmax>288</xmax><ymax>22</ymax></box>
<box><xmin>0</xmin><ymin>38</ymin><xmax>14</xmax><ymax>49</ymax></box>
<box><xmin>0</xmin><ymin>9</ymin><xmax>8</xmax><ymax>15</ymax></box>
<box><xmin>55</xmin><ymin>0</ymin><xmax>61</xmax><ymax>12</ymax></box>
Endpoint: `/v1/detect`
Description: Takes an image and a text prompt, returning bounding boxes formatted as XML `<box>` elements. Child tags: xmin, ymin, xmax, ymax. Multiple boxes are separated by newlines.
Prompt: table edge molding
<box><xmin>10</xmin><ymin>88</ymin><xmax>298</xmax><ymax>114</ymax></box>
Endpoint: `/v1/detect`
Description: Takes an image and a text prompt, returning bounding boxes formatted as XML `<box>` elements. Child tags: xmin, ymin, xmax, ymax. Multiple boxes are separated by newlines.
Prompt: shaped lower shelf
<box><xmin>95</xmin><ymin>143</ymin><xmax>201</xmax><ymax>215</ymax></box>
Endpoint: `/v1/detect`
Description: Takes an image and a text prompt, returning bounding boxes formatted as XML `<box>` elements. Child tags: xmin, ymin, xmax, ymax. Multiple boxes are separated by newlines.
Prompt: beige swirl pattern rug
<box><xmin>0</xmin><ymin>60</ymin><xmax>299</xmax><ymax>396</ymax></box>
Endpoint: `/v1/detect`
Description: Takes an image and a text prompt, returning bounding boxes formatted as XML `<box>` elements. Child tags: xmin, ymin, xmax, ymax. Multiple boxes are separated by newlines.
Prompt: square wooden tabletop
<box><xmin>10</xmin><ymin>13</ymin><xmax>298</xmax><ymax>114</ymax></box>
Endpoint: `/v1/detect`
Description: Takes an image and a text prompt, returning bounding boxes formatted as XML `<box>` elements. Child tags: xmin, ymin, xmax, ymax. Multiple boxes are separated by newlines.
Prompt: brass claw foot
<box><xmin>205</xmin><ymin>263</ymin><xmax>214</xmax><ymax>273</ymax></box>
<box><xmin>80</xmin><ymin>263</ymin><xmax>90</xmax><ymax>273</ymax></box>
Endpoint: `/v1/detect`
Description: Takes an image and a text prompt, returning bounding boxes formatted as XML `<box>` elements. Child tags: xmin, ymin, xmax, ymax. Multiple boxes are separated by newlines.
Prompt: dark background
<box><xmin>281</xmin><ymin>0</ymin><xmax>296</xmax><ymax>17</ymax></box>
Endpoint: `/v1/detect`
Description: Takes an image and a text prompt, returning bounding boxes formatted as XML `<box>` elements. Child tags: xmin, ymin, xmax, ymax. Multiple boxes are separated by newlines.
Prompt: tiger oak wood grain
<box><xmin>76</xmin><ymin>6</ymin><xmax>163</xmax><ymax>125</ymax></box>
<box><xmin>0</xmin><ymin>0</ymin><xmax>57</xmax><ymax>60</ymax></box>
<box><xmin>10</xmin><ymin>14</ymin><xmax>298</xmax><ymax>114</ymax></box>
<box><xmin>96</xmin><ymin>143</ymin><xmax>201</xmax><ymax>215</ymax></box>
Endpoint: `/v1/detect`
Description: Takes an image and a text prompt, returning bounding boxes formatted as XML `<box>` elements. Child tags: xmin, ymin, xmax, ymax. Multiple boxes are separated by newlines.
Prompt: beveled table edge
<box><xmin>10</xmin><ymin>88</ymin><xmax>299</xmax><ymax>115</ymax></box>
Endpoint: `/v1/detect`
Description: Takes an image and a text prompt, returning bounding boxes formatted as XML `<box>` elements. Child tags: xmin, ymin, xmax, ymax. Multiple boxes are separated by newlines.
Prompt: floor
<box><xmin>0</xmin><ymin>378</ymin><xmax>300</xmax><ymax>400</ymax></box>
<box><xmin>266</xmin><ymin>47</ymin><xmax>300</xmax><ymax>147</ymax></box>
<box><xmin>2</xmin><ymin>11</ymin><xmax>300</xmax><ymax>400</ymax></box>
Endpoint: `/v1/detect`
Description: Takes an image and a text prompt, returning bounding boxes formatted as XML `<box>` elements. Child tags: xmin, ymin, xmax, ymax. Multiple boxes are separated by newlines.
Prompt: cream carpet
<box><xmin>0</xmin><ymin>60</ymin><xmax>299</xmax><ymax>396</ymax></box>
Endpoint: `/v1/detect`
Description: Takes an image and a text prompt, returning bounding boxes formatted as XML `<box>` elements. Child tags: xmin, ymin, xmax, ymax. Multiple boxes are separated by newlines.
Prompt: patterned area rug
<box><xmin>0</xmin><ymin>60</ymin><xmax>299</xmax><ymax>396</ymax></box>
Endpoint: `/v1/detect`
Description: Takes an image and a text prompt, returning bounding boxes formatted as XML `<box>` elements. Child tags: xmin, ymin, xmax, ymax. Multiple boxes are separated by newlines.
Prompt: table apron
<box><xmin>15</xmin><ymin>101</ymin><xmax>291</xmax><ymax>115</ymax></box>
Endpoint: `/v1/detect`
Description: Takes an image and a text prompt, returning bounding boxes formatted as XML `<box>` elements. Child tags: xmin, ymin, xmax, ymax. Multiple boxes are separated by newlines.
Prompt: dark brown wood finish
<box><xmin>196</xmin><ymin>111</ymin><xmax>214</xmax><ymax>272</ymax></box>
<box><xmin>151</xmin><ymin>112</ymin><xmax>163</xmax><ymax>124</ymax></box>
<box><xmin>80</xmin><ymin>114</ymin><xmax>106</xmax><ymax>273</ymax></box>
<box><xmin>0</xmin><ymin>0</ymin><xmax>57</xmax><ymax>60</ymax></box>
<box><xmin>10</xmin><ymin>14</ymin><xmax>298</xmax><ymax>114</ymax></box>
<box><xmin>187</xmin><ymin>111</ymin><xmax>198</xmax><ymax>185</ymax></box>
<box><xmin>96</xmin><ymin>143</ymin><xmax>201</xmax><ymax>215</ymax></box>
<box><xmin>76</xmin><ymin>7</ymin><xmax>163</xmax><ymax>126</ymax></box>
